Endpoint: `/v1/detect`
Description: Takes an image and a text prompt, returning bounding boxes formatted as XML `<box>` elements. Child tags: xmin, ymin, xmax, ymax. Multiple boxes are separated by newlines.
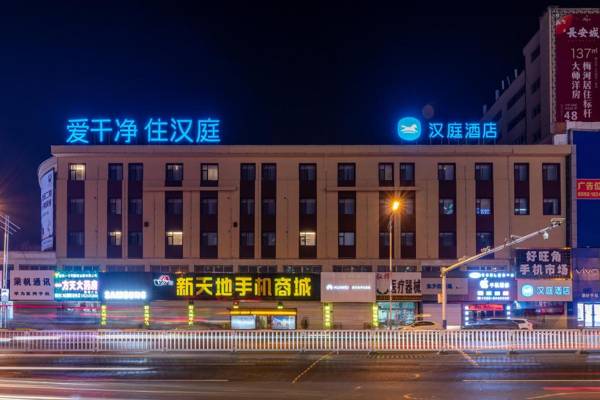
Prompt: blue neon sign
<box><xmin>396</xmin><ymin>117</ymin><xmax>498</xmax><ymax>143</ymax></box>
<box><xmin>66</xmin><ymin>117</ymin><xmax>221</xmax><ymax>145</ymax></box>
<box><xmin>397</xmin><ymin>117</ymin><xmax>422</xmax><ymax>141</ymax></box>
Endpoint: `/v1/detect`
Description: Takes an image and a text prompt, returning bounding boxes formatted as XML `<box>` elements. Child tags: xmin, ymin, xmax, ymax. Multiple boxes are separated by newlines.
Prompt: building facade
<box><xmin>31</xmin><ymin>144</ymin><xmax>571</xmax><ymax>329</ymax></box>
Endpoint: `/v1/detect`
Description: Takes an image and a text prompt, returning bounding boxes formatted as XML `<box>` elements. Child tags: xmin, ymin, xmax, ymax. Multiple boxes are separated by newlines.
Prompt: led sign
<box><xmin>468</xmin><ymin>272</ymin><xmax>514</xmax><ymax>302</ymax></box>
<box><xmin>103</xmin><ymin>290</ymin><xmax>147</xmax><ymax>301</ymax></box>
<box><xmin>54</xmin><ymin>271</ymin><xmax>99</xmax><ymax>301</ymax></box>
<box><xmin>517</xmin><ymin>279</ymin><xmax>573</xmax><ymax>302</ymax></box>
<box><xmin>66</xmin><ymin>117</ymin><xmax>221</xmax><ymax>145</ymax></box>
<box><xmin>396</xmin><ymin>117</ymin><xmax>497</xmax><ymax>142</ymax></box>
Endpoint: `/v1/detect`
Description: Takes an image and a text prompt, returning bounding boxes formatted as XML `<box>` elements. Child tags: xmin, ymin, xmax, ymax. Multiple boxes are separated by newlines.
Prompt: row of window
<box><xmin>68</xmin><ymin>162</ymin><xmax>561</xmax><ymax>185</ymax></box>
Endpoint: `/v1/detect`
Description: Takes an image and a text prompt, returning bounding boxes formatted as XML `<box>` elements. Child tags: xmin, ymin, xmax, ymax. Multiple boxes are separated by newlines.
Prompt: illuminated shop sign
<box><xmin>577</xmin><ymin>179</ymin><xmax>600</xmax><ymax>199</ymax></box>
<box><xmin>321</xmin><ymin>273</ymin><xmax>375</xmax><ymax>302</ymax></box>
<box><xmin>517</xmin><ymin>279</ymin><xmax>573</xmax><ymax>302</ymax></box>
<box><xmin>103</xmin><ymin>290</ymin><xmax>147</xmax><ymax>301</ymax></box>
<box><xmin>54</xmin><ymin>271</ymin><xmax>99</xmax><ymax>301</ymax></box>
<box><xmin>10</xmin><ymin>270</ymin><xmax>54</xmax><ymax>301</ymax></box>
<box><xmin>66</xmin><ymin>117</ymin><xmax>221</xmax><ymax>145</ymax></box>
<box><xmin>99</xmin><ymin>272</ymin><xmax>153</xmax><ymax>302</ymax></box>
<box><xmin>375</xmin><ymin>272</ymin><xmax>422</xmax><ymax>297</ymax></box>
<box><xmin>396</xmin><ymin>117</ymin><xmax>497</xmax><ymax>142</ymax></box>
<box><xmin>515</xmin><ymin>249</ymin><xmax>571</xmax><ymax>279</ymax></box>
<box><xmin>468</xmin><ymin>272</ymin><xmax>515</xmax><ymax>302</ymax></box>
<box><xmin>154</xmin><ymin>273</ymin><xmax>319</xmax><ymax>301</ymax></box>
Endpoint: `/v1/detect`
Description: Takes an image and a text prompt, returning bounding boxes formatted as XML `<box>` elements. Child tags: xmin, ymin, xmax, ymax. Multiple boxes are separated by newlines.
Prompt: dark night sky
<box><xmin>0</xmin><ymin>1</ymin><xmax>596</xmax><ymax>248</ymax></box>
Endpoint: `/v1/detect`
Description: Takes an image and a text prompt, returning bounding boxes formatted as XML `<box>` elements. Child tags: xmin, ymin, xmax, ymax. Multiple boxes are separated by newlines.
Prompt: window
<box><xmin>531</xmin><ymin>78</ymin><xmax>541</xmax><ymax>94</ymax></box>
<box><xmin>262</xmin><ymin>164</ymin><xmax>276</xmax><ymax>181</ymax></box>
<box><xmin>333</xmin><ymin>265</ymin><xmax>371</xmax><ymax>272</ymax></box>
<box><xmin>543</xmin><ymin>198</ymin><xmax>560</xmax><ymax>215</ymax></box>
<box><xmin>379</xmin><ymin>232</ymin><xmax>390</xmax><ymax>246</ymax></box>
<box><xmin>108</xmin><ymin>198</ymin><xmax>122</xmax><ymax>215</ymax></box>
<box><xmin>439</xmin><ymin>198</ymin><xmax>455</xmax><ymax>215</ymax></box>
<box><xmin>299</xmin><ymin>231</ymin><xmax>316</xmax><ymax>246</ymax></box>
<box><xmin>403</xmin><ymin>197</ymin><xmax>415</xmax><ymax>216</ymax></box>
<box><xmin>438</xmin><ymin>164</ymin><xmax>455</xmax><ymax>181</ymax></box>
<box><xmin>514</xmin><ymin>163</ymin><xmax>529</xmax><ymax>182</ymax></box>
<box><xmin>195</xmin><ymin>265</ymin><xmax>234</xmax><ymax>273</ymax></box>
<box><xmin>241</xmin><ymin>164</ymin><xmax>256</xmax><ymax>181</ymax></box>
<box><xmin>284</xmin><ymin>265</ymin><xmax>322</xmax><ymax>274</ymax></box>
<box><xmin>166</xmin><ymin>231</ymin><xmax>183</xmax><ymax>246</ymax></box>
<box><xmin>166</xmin><ymin>198</ymin><xmax>183</xmax><ymax>215</ymax></box>
<box><xmin>507</xmin><ymin>86</ymin><xmax>525</xmax><ymax>110</ymax></box>
<box><xmin>514</xmin><ymin>198</ymin><xmax>529</xmax><ymax>215</ymax></box>
<box><xmin>530</xmin><ymin>46</ymin><xmax>540</xmax><ymax>63</ymax></box>
<box><xmin>128</xmin><ymin>232</ymin><xmax>143</xmax><ymax>246</ymax></box>
<box><xmin>240</xmin><ymin>198</ymin><xmax>254</xmax><ymax>216</ymax></box>
<box><xmin>68</xmin><ymin>232</ymin><xmax>84</xmax><ymax>246</ymax></box>
<box><xmin>476</xmin><ymin>232</ymin><xmax>493</xmax><ymax>253</ymax></box>
<box><xmin>475</xmin><ymin>163</ymin><xmax>492</xmax><ymax>181</ymax></box>
<box><xmin>240</xmin><ymin>232</ymin><xmax>254</xmax><ymax>247</ymax></box>
<box><xmin>69</xmin><ymin>164</ymin><xmax>85</xmax><ymax>181</ymax></box>
<box><xmin>239</xmin><ymin>265</ymin><xmax>277</xmax><ymax>273</ymax></box>
<box><xmin>262</xmin><ymin>232</ymin><xmax>276</xmax><ymax>247</ymax></box>
<box><xmin>338</xmin><ymin>198</ymin><xmax>355</xmax><ymax>215</ymax></box>
<box><xmin>128</xmin><ymin>163</ymin><xmax>143</xmax><ymax>182</ymax></box>
<box><xmin>300</xmin><ymin>198</ymin><xmax>316</xmax><ymax>215</ymax></box>
<box><xmin>337</xmin><ymin>163</ymin><xmax>355</xmax><ymax>186</ymax></box>
<box><xmin>128</xmin><ymin>198</ymin><xmax>142</xmax><ymax>215</ymax></box>
<box><xmin>299</xmin><ymin>164</ymin><xmax>316</xmax><ymax>181</ymax></box>
<box><xmin>543</xmin><ymin>164</ymin><xmax>559</xmax><ymax>182</ymax></box>
<box><xmin>150</xmin><ymin>265</ymin><xmax>189</xmax><ymax>273</ymax></box>
<box><xmin>401</xmin><ymin>232</ymin><xmax>415</xmax><ymax>247</ymax></box>
<box><xmin>262</xmin><ymin>198</ymin><xmax>276</xmax><ymax>216</ymax></box>
<box><xmin>378</xmin><ymin>163</ymin><xmax>394</xmax><ymax>186</ymax></box>
<box><xmin>201</xmin><ymin>164</ymin><xmax>219</xmax><ymax>185</ymax></box>
<box><xmin>108</xmin><ymin>231</ymin><xmax>122</xmax><ymax>246</ymax></box>
<box><xmin>400</xmin><ymin>163</ymin><xmax>415</xmax><ymax>186</ymax></box>
<box><xmin>439</xmin><ymin>232</ymin><xmax>455</xmax><ymax>247</ymax></box>
<box><xmin>338</xmin><ymin>232</ymin><xmax>355</xmax><ymax>246</ymax></box>
<box><xmin>476</xmin><ymin>198</ymin><xmax>492</xmax><ymax>215</ymax></box>
<box><xmin>108</xmin><ymin>164</ymin><xmax>123</xmax><ymax>181</ymax></box>
<box><xmin>68</xmin><ymin>198</ymin><xmax>84</xmax><ymax>215</ymax></box>
<box><xmin>201</xmin><ymin>198</ymin><xmax>218</xmax><ymax>216</ymax></box>
<box><xmin>201</xmin><ymin>232</ymin><xmax>218</xmax><ymax>246</ymax></box>
<box><xmin>166</xmin><ymin>163</ymin><xmax>183</xmax><ymax>182</ymax></box>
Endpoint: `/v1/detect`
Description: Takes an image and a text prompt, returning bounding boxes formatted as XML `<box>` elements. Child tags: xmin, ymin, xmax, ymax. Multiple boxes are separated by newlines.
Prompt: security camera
<box><xmin>550</xmin><ymin>217</ymin><xmax>565</xmax><ymax>227</ymax></box>
<box><xmin>542</xmin><ymin>231</ymin><xmax>549</xmax><ymax>240</ymax></box>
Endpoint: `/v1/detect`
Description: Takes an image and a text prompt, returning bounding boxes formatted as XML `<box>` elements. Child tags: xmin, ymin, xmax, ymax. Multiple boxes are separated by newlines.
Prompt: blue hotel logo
<box><xmin>521</xmin><ymin>284</ymin><xmax>534</xmax><ymax>298</ymax></box>
<box><xmin>397</xmin><ymin>117</ymin><xmax>422</xmax><ymax>141</ymax></box>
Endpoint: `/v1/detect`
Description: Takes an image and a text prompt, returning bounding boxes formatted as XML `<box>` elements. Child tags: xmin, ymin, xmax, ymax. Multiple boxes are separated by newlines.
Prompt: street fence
<box><xmin>0</xmin><ymin>329</ymin><xmax>599</xmax><ymax>353</ymax></box>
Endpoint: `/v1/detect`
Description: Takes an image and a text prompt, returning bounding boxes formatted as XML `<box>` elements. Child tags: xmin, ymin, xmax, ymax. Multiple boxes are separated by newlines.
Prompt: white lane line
<box><xmin>0</xmin><ymin>366</ymin><xmax>151</xmax><ymax>371</ymax></box>
<box><xmin>0</xmin><ymin>382</ymin><xmax>208</xmax><ymax>396</ymax></box>
<box><xmin>465</xmin><ymin>379</ymin><xmax>600</xmax><ymax>383</ymax></box>
<box><xmin>292</xmin><ymin>352</ymin><xmax>332</xmax><ymax>384</ymax></box>
<box><xmin>456</xmin><ymin>350</ymin><xmax>479</xmax><ymax>367</ymax></box>
<box><xmin>527</xmin><ymin>392</ymin><xmax>596</xmax><ymax>400</ymax></box>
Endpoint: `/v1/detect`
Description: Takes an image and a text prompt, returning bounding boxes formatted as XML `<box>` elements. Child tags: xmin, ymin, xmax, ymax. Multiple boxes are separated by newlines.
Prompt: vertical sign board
<box><xmin>574</xmin><ymin>131</ymin><xmax>600</xmax><ymax>248</ymax></box>
<box><xmin>554</xmin><ymin>11</ymin><xmax>600</xmax><ymax>123</ymax></box>
<box><xmin>40</xmin><ymin>169</ymin><xmax>54</xmax><ymax>251</ymax></box>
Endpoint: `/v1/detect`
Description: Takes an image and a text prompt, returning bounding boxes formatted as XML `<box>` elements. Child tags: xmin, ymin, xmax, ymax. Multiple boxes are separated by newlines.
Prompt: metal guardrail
<box><xmin>0</xmin><ymin>329</ymin><xmax>597</xmax><ymax>352</ymax></box>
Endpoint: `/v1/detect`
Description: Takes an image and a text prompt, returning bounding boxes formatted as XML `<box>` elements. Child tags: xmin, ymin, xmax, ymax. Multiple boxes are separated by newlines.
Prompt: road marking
<box><xmin>457</xmin><ymin>350</ymin><xmax>479</xmax><ymax>367</ymax></box>
<box><xmin>292</xmin><ymin>352</ymin><xmax>332</xmax><ymax>384</ymax></box>
<box><xmin>0</xmin><ymin>366</ymin><xmax>151</xmax><ymax>371</ymax></box>
<box><xmin>0</xmin><ymin>382</ymin><xmax>207</xmax><ymax>396</ymax></box>
<box><xmin>528</xmin><ymin>392</ymin><xmax>594</xmax><ymax>400</ymax></box>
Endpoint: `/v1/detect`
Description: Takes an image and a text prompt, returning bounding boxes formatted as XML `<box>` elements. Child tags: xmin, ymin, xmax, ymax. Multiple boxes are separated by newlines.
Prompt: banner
<box><xmin>518</xmin><ymin>279</ymin><xmax>573</xmax><ymax>302</ymax></box>
<box><xmin>40</xmin><ymin>169</ymin><xmax>54</xmax><ymax>251</ymax></box>
<box><xmin>10</xmin><ymin>270</ymin><xmax>54</xmax><ymax>301</ymax></box>
<box><xmin>577</xmin><ymin>179</ymin><xmax>600</xmax><ymax>199</ymax></box>
<box><xmin>375</xmin><ymin>272</ymin><xmax>421</xmax><ymax>297</ymax></box>
<box><xmin>515</xmin><ymin>249</ymin><xmax>571</xmax><ymax>279</ymax></box>
<box><xmin>554</xmin><ymin>12</ymin><xmax>600</xmax><ymax>123</ymax></box>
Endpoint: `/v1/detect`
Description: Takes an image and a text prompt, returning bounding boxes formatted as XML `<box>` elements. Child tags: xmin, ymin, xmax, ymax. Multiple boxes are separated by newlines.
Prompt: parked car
<box><xmin>402</xmin><ymin>321</ymin><xmax>442</xmax><ymax>331</ymax></box>
<box><xmin>463</xmin><ymin>319</ymin><xmax>520</xmax><ymax>330</ymax></box>
<box><xmin>485</xmin><ymin>318</ymin><xmax>533</xmax><ymax>330</ymax></box>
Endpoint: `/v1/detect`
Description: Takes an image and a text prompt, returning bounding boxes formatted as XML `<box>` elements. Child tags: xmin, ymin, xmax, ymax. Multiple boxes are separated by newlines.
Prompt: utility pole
<box><xmin>440</xmin><ymin>218</ymin><xmax>564</xmax><ymax>329</ymax></box>
<box><xmin>0</xmin><ymin>214</ymin><xmax>20</xmax><ymax>328</ymax></box>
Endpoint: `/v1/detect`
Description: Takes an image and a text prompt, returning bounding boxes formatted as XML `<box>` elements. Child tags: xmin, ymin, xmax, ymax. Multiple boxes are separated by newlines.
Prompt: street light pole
<box><xmin>388</xmin><ymin>200</ymin><xmax>400</xmax><ymax>329</ymax></box>
<box><xmin>440</xmin><ymin>218</ymin><xmax>564</xmax><ymax>329</ymax></box>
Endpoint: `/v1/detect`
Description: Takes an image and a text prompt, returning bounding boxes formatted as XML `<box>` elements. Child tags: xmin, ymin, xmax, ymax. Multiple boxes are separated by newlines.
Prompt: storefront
<box><xmin>320</xmin><ymin>272</ymin><xmax>375</xmax><ymax>329</ymax></box>
<box><xmin>375</xmin><ymin>272</ymin><xmax>421</xmax><ymax>327</ymax></box>
<box><xmin>421</xmin><ymin>269</ymin><xmax>468</xmax><ymax>328</ymax></box>
<box><xmin>229</xmin><ymin>308</ymin><xmax>297</xmax><ymax>330</ymax></box>
<box><xmin>573</xmin><ymin>248</ymin><xmax>600</xmax><ymax>328</ymax></box>
<box><xmin>464</xmin><ymin>271</ymin><xmax>515</xmax><ymax>325</ymax></box>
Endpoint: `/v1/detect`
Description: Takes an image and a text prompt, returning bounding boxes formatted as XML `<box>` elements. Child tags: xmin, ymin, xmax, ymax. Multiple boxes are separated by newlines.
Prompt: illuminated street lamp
<box><xmin>388</xmin><ymin>199</ymin><xmax>401</xmax><ymax>328</ymax></box>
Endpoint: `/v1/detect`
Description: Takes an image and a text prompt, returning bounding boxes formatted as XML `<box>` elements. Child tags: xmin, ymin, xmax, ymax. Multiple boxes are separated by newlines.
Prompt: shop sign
<box><xmin>54</xmin><ymin>271</ymin><xmax>99</xmax><ymax>301</ymax></box>
<box><xmin>153</xmin><ymin>273</ymin><xmax>319</xmax><ymax>301</ymax></box>
<box><xmin>396</xmin><ymin>116</ymin><xmax>498</xmax><ymax>143</ymax></box>
<box><xmin>99</xmin><ymin>272</ymin><xmax>153</xmax><ymax>302</ymax></box>
<box><xmin>515</xmin><ymin>249</ymin><xmax>571</xmax><ymax>279</ymax></box>
<box><xmin>517</xmin><ymin>279</ymin><xmax>573</xmax><ymax>302</ymax></box>
<box><xmin>421</xmin><ymin>277</ymin><xmax>468</xmax><ymax>295</ymax></box>
<box><xmin>9</xmin><ymin>270</ymin><xmax>54</xmax><ymax>301</ymax></box>
<box><xmin>573</xmin><ymin>253</ymin><xmax>600</xmax><ymax>300</ymax></box>
<box><xmin>468</xmin><ymin>272</ymin><xmax>515</xmax><ymax>302</ymax></box>
<box><xmin>375</xmin><ymin>272</ymin><xmax>421</xmax><ymax>297</ymax></box>
<box><xmin>40</xmin><ymin>169</ymin><xmax>54</xmax><ymax>251</ymax></box>
<box><xmin>577</xmin><ymin>179</ymin><xmax>600</xmax><ymax>199</ymax></box>
<box><xmin>321</xmin><ymin>273</ymin><xmax>375</xmax><ymax>303</ymax></box>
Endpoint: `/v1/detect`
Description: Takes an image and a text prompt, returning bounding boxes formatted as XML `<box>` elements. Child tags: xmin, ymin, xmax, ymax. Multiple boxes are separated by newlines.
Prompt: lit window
<box><xmin>338</xmin><ymin>232</ymin><xmax>355</xmax><ymax>246</ymax></box>
<box><xmin>300</xmin><ymin>231</ymin><xmax>316</xmax><ymax>246</ymax></box>
<box><xmin>439</xmin><ymin>198</ymin><xmax>455</xmax><ymax>215</ymax></box>
<box><xmin>166</xmin><ymin>231</ymin><xmax>183</xmax><ymax>246</ymax></box>
<box><xmin>476</xmin><ymin>198</ymin><xmax>492</xmax><ymax>215</ymax></box>
<box><xmin>69</xmin><ymin>164</ymin><xmax>86</xmax><ymax>181</ymax></box>
<box><xmin>201</xmin><ymin>164</ymin><xmax>219</xmax><ymax>185</ymax></box>
<box><xmin>514</xmin><ymin>198</ymin><xmax>529</xmax><ymax>215</ymax></box>
<box><xmin>108</xmin><ymin>231</ymin><xmax>122</xmax><ymax>246</ymax></box>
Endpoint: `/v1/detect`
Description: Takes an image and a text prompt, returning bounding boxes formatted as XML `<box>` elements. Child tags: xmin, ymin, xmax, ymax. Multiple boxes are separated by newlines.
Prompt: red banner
<box><xmin>555</xmin><ymin>13</ymin><xmax>600</xmax><ymax>123</ymax></box>
<box><xmin>577</xmin><ymin>179</ymin><xmax>600</xmax><ymax>199</ymax></box>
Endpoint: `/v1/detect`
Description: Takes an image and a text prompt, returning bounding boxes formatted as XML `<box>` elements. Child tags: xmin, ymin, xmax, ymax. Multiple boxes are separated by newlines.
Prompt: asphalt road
<box><xmin>0</xmin><ymin>351</ymin><xmax>599</xmax><ymax>399</ymax></box>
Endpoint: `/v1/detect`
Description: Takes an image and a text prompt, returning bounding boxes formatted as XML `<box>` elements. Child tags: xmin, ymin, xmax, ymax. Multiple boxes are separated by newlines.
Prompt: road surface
<box><xmin>0</xmin><ymin>351</ymin><xmax>599</xmax><ymax>399</ymax></box>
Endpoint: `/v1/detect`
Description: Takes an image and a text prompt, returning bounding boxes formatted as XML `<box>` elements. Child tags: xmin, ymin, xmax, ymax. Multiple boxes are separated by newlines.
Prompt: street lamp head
<box><xmin>391</xmin><ymin>200</ymin><xmax>401</xmax><ymax>212</ymax></box>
